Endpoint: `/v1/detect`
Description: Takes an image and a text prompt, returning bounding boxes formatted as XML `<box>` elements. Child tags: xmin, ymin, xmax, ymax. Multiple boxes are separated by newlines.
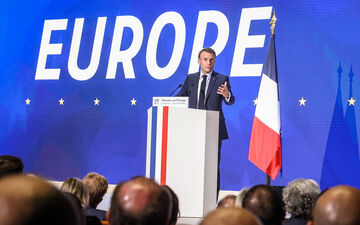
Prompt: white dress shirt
<box><xmin>197</xmin><ymin>71</ymin><xmax>231</xmax><ymax>108</ymax></box>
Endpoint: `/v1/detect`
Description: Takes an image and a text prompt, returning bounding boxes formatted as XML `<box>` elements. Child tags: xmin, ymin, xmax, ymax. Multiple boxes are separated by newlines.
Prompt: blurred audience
<box><xmin>217</xmin><ymin>194</ymin><xmax>236</xmax><ymax>208</ymax></box>
<box><xmin>107</xmin><ymin>176</ymin><xmax>170</xmax><ymax>225</ymax></box>
<box><xmin>243</xmin><ymin>184</ymin><xmax>284</xmax><ymax>225</ymax></box>
<box><xmin>200</xmin><ymin>207</ymin><xmax>262</xmax><ymax>225</ymax></box>
<box><xmin>86</xmin><ymin>215</ymin><xmax>103</xmax><ymax>225</ymax></box>
<box><xmin>83</xmin><ymin>172</ymin><xmax>109</xmax><ymax>220</ymax></box>
<box><xmin>0</xmin><ymin>155</ymin><xmax>24</xmax><ymax>179</ymax></box>
<box><xmin>60</xmin><ymin>177</ymin><xmax>89</xmax><ymax>225</ymax></box>
<box><xmin>0</xmin><ymin>175</ymin><xmax>77</xmax><ymax>225</ymax></box>
<box><xmin>283</xmin><ymin>179</ymin><xmax>320</xmax><ymax>225</ymax></box>
<box><xmin>235</xmin><ymin>187</ymin><xmax>249</xmax><ymax>207</ymax></box>
<box><xmin>162</xmin><ymin>185</ymin><xmax>180</xmax><ymax>225</ymax></box>
<box><xmin>308</xmin><ymin>185</ymin><xmax>360</xmax><ymax>225</ymax></box>
<box><xmin>61</xmin><ymin>177</ymin><xmax>89</xmax><ymax>209</ymax></box>
<box><xmin>2</xmin><ymin>158</ymin><xmax>359</xmax><ymax>225</ymax></box>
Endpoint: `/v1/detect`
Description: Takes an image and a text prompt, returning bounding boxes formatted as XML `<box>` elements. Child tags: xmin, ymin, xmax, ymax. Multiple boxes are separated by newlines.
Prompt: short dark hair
<box><xmin>0</xmin><ymin>155</ymin><xmax>24</xmax><ymax>179</ymax></box>
<box><xmin>243</xmin><ymin>185</ymin><xmax>284</xmax><ymax>225</ymax></box>
<box><xmin>83</xmin><ymin>172</ymin><xmax>108</xmax><ymax>207</ymax></box>
<box><xmin>198</xmin><ymin>48</ymin><xmax>216</xmax><ymax>59</ymax></box>
<box><xmin>109</xmin><ymin>177</ymin><xmax>170</xmax><ymax>225</ymax></box>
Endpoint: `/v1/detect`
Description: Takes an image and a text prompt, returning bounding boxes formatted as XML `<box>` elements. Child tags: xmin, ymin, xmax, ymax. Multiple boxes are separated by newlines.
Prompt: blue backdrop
<box><xmin>1</xmin><ymin>0</ymin><xmax>360</xmax><ymax>190</ymax></box>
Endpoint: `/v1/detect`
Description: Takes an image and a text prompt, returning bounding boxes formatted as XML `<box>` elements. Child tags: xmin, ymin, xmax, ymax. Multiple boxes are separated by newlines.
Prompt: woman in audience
<box><xmin>61</xmin><ymin>178</ymin><xmax>89</xmax><ymax>212</ymax></box>
<box><xmin>235</xmin><ymin>187</ymin><xmax>249</xmax><ymax>207</ymax></box>
<box><xmin>282</xmin><ymin>179</ymin><xmax>320</xmax><ymax>225</ymax></box>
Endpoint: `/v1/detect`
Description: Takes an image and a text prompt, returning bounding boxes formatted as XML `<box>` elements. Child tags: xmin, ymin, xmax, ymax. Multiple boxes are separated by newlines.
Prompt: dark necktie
<box><xmin>198</xmin><ymin>75</ymin><xmax>207</xmax><ymax>109</ymax></box>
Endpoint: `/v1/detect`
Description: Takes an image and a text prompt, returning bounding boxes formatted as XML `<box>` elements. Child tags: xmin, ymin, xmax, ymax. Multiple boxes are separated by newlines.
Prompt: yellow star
<box><xmin>131</xmin><ymin>98</ymin><xmax>137</xmax><ymax>106</ymax></box>
<box><xmin>25</xmin><ymin>98</ymin><xmax>31</xmax><ymax>105</ymax></box>
<box><xmin>253</xmin><ymin>98</ymin><xmax>258</xmax><ymax>106</ymax></box>
<box><xmin>299</xmin><ymin>97</ymin><xmax>307</xmax><ymax>106</ymax></box>
<box><xmin>59</xmin><ymin>98</ymin><xmax>64</xmax><ymax>105</ymax></box>
<box><xmin>348</xmin><ymin>97</ymin><xmax>356</xmax><ymax>106</ymax></box>
<box><xmin>94</xmin><ymin>98</ymin><xmax>100</xmax><ymax>106</ymax></box>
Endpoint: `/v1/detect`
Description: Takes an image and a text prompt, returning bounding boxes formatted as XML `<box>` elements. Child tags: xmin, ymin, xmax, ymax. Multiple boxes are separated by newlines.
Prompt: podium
<box><xmin>146</xmin><ymin>106</ymin><xmax>219</xmax><ymax>219</ymax></box>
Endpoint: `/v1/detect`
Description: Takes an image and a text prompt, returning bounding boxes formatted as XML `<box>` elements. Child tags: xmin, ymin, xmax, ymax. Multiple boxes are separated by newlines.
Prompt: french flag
<box><xmin>249</xmin><ymin>28</ymin><xmax>281</xmax><ymax>180</ymax></box>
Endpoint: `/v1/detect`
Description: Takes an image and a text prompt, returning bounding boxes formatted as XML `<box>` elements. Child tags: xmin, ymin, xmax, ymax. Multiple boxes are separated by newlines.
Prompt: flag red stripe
<box><xmin>160</xmin><ymin>106</ymin><xmax>169</xmax><ymax>185</ymax></box>
<box><xmin>249</xmin><ymin>116</ymin><xmax>281</xmax><ymax>179</ymax></box>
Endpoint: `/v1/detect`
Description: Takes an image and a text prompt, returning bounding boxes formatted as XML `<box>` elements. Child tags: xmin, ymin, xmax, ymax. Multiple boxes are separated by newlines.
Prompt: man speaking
<box><xmin>177</xmin><ymin>47</ymin><xmax>235</xmax><ymax>195</ymax></box>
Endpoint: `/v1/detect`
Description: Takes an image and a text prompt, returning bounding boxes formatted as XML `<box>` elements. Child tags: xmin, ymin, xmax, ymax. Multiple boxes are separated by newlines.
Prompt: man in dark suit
<box><xmin>83</xmin><ymin>172</ymin><xmax>109</xmax><ymax>221</ymax></box>
<box><xmin>177</xmin><ymin>47</ymin><xmax>235</xmax><ymax>195</ymax></box>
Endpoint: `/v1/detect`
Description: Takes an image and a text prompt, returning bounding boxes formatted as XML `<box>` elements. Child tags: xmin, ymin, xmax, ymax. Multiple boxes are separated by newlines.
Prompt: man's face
<box><xmin>198</xmin><ymin>51</ymin><xmax>215</xmax><ymax>74</ymax></box>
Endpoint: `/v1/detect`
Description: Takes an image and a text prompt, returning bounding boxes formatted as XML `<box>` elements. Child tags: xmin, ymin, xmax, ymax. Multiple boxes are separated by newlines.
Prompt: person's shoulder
<box><xmin>188</xmin><ymin>72</ymin><xmax>200</xmax><ymax>78</ymax></box>
<box><xmin>213</xmin><ymin>71</ymin><xmax>229</xmax><ymax>80</ymax></box>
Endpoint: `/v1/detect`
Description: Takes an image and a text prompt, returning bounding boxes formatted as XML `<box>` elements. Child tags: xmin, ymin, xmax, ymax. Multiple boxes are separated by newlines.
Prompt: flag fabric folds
<box><xmin>248</xmin><ymin>33</ymin><xmax>281</xmax><ymax>180</ymax></box>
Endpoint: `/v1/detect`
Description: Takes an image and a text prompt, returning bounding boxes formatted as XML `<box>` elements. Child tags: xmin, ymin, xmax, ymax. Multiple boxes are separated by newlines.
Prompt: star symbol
<box><xmin>25</xmin><ymin>98</ymin><xmax>31</xmax><ymax>105</ymax></box>
<box><xmin>253</xmin><ymin>98</ymin><xmax>258</xmax><ymax>106</ymax></box>
<box><xmin>94</xmin><ymin>98</ymin><xmax>100</xmax><ymax>106</ymax></box>
<box><xmin>59</xmin><ymin>98</ymin><xmax>64</xmax><ymax>105</ymax></box>
<box><xmin>348</xmin><ymin>97</ymin><xmax>356</xmax><ymax>106</ymax></box>
<box><xmin>131</xmin><ymin>98</ymin><xmax>137</xmax><ymax>106</ymax></box>
<box><xmin>299</xmin><ymin>97</ymin><xmax>307</xmax><ymax>106</ymax></box>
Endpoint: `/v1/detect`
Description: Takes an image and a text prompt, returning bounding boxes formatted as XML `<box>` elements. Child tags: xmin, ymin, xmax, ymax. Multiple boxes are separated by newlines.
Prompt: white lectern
<box><xmin>146</xmin><ymin>106</ymin><xmax>219</xmax><ymax>219</ymax></box>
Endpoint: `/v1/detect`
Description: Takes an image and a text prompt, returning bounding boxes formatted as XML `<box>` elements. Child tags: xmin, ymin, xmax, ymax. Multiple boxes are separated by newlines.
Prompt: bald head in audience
<box><xmin>200</xmin><ymin>208</ymin><xmax>262</xmax><ymax>225</ymax></box>
<box><xmin>309</xmin><ymin>185</ymin><xmax>360</xmax><ymax>225</ymax></box>
<box><xmin>0</xmin><ymin>175</ymin><xmax>77</xmax><ymax>225</ymax></box>
<box><xmin>243</xmin><ymin>185</ymin><xmax>284</xmax><ymax>225</ymax></box>
<box><xmin>108</xmin><ymin>176</ymin><xmax>170</xmax><ymax>225</ymax></box>
<box><xmin>0</xmin><ymin>155</ymin><xmax>24</xmax><ymax>179</ymax></box>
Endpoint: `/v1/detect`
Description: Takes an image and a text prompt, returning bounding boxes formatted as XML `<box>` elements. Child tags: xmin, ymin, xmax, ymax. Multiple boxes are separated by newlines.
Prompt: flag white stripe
<box><xmin>255</xmin><ymin>73</ymin><xmax>280</xmax><ymax>134</ymax></box>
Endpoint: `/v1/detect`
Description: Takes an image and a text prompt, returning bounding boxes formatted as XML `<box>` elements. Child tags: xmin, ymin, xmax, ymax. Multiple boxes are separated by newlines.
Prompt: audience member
<box><xmin>86</xmin><ymin>215</ymin><xmax>102</xmax><ymax>225</ymax></box>
<box><xmin>162</xmin><ymin>185</ymin><xmax>180</xmax><ymax>225</ymax></box>
<box><xmin>200</xmin><ymin>207</ymin><xmax>262</xmax><ymax>225</ymax></box>
<box><xmin>235</xmin><ymin>187</ymin><xmax>249</xmax><ymax>207</ymax></box>
<box><xmin>217</xmin><ymin>194</ymin><xmax>236</xmax><ymax>208</ymax></box>
<box><xmin>283</xmin><ymin>179</ymin><xmax>320</xmax><ymax>225</ymax></box>
<box><xmin>308</xmin><ymin>185</ymin><xmax>360</xmax><ymax>225</ymax></box>
<box><xmin>107</xmin><ymin>176</ymin><xmax>170</xmax><ymax>225</ymax></box>
<box><xmin>63</xmin><ymin>191</ymin><xmax>86</xmax><ymax>225</ymax></box>
<box><xmin>243</xmin><ymin>185</ymin><xmax>284</xmax><ymax>225</ymax></box>
<box><xmin>0</xmin><ymin>155</ymin><xmax>24</xmax><ymax>179</ymax></box>
<box><xmin>61</xmin><ymin>177</ymin><xmax>89</xmax><ymax>210</ymax></box>
<box><xmin>83</xmin><ymin>172</ymin><xmax>109</xmax><ymax>220</ymax></box>
<box><xmin>0</xmin><ymin>175</ymin><xmax>77</xmax><ymax>225</ymax></box>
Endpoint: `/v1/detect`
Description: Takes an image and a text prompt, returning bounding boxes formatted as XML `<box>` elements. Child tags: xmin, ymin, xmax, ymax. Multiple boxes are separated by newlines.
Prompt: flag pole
<box><xmin>266</xmin><ymin>175</ymin><xmax>271</xmax><ymax>185</ymax></box>
<box><xmin>266</xmin><ymin>11</ymin><xmax>277</xmax><ymax>187</ymax></box>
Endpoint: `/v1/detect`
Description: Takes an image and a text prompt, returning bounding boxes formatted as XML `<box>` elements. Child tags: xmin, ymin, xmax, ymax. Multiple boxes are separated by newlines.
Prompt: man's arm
<box><xmin>217</xmin><ymin>76</ymin><xmax>235</xmax><ymax>105</ymax></box>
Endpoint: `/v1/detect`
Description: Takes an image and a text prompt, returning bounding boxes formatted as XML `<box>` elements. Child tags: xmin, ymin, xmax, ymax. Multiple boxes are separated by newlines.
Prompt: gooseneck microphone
<box><xmin>168</xmin><ymin>84</ymin><xmax>182</xmax><ymax>96</ymax></box>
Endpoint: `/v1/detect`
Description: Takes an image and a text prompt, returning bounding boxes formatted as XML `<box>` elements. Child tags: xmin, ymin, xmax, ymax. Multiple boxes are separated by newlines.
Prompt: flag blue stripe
<box><xmin>150</xmin><ymin>107</ymin><xmax>158</xmax><ymax>179</ymax></box>
<box><xmin>263</xmin><ymin>35</ymin><xmax>278</xmax><ymax>83</ymax></box>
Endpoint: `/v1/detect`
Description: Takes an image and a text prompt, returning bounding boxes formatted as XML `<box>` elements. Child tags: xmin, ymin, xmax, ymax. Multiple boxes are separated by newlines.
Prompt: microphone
<box><xmin>168</xmin><ymin>84</ymin><xmax>182</xmax><ymax>96</ymax></box>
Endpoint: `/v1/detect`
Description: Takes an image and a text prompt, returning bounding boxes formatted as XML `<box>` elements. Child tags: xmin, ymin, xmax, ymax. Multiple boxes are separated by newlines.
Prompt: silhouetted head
<box><xmin>83</xmin><ymin>172</ymin><xmax>108</xmax><ymax>208</ymax></box>
<box><xmin>162</xmin><ymin>185</ymin><xmax>179</xmax><ymax>225</ymax></box>
<box><xmin>60</xmin><ymin>177</ymin><xmax>89</xmax><ymax>209</ymax></box>
<box><xmin>218</xmin><ymin>194</ymin><xmax>236</xmax><ymax>208</ymax></box>
<box><xmin>0</xmin><ymin>155</ymin><xmax>24</xmax><ymax>179</ymax></box>
<box><xmin>108</xmin><ymin>176</ymin><xmax>170</xmax><ymax>225</ymax></box>
<box><xmin>283</xmin><ymin>179</ymin><xmax>320</xmax><ymax>219</ymax></box>
<box><xmin>311</xmin><ymin>185</ymin><xmax>360</xmax><ymax>225</ymax></box>
<box><xmin>243</xmin><ymin>185</ymin><xmax>284</xmax><ymax>225</ymax></box>
<box><xmin>200</xmin><ymin>207</ymin><xmax>262</xmax><ymax>225</ymax></box>
<box><xmin>0</xmin><ymin>175</ymin><xmax>77</xmax><ymax>225</ymax></box>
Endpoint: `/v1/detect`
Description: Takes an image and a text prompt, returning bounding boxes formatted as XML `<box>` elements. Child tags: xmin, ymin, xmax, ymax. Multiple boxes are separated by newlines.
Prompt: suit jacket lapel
<box><xmin>193</xmin><ymin>72</ymin><xmax>200</xmax><ymax>107</ymax></box>
<box><xmin>205</xmin><ymin>71</ymin><xmax>217</xmax><ymax>102</ymax></box>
